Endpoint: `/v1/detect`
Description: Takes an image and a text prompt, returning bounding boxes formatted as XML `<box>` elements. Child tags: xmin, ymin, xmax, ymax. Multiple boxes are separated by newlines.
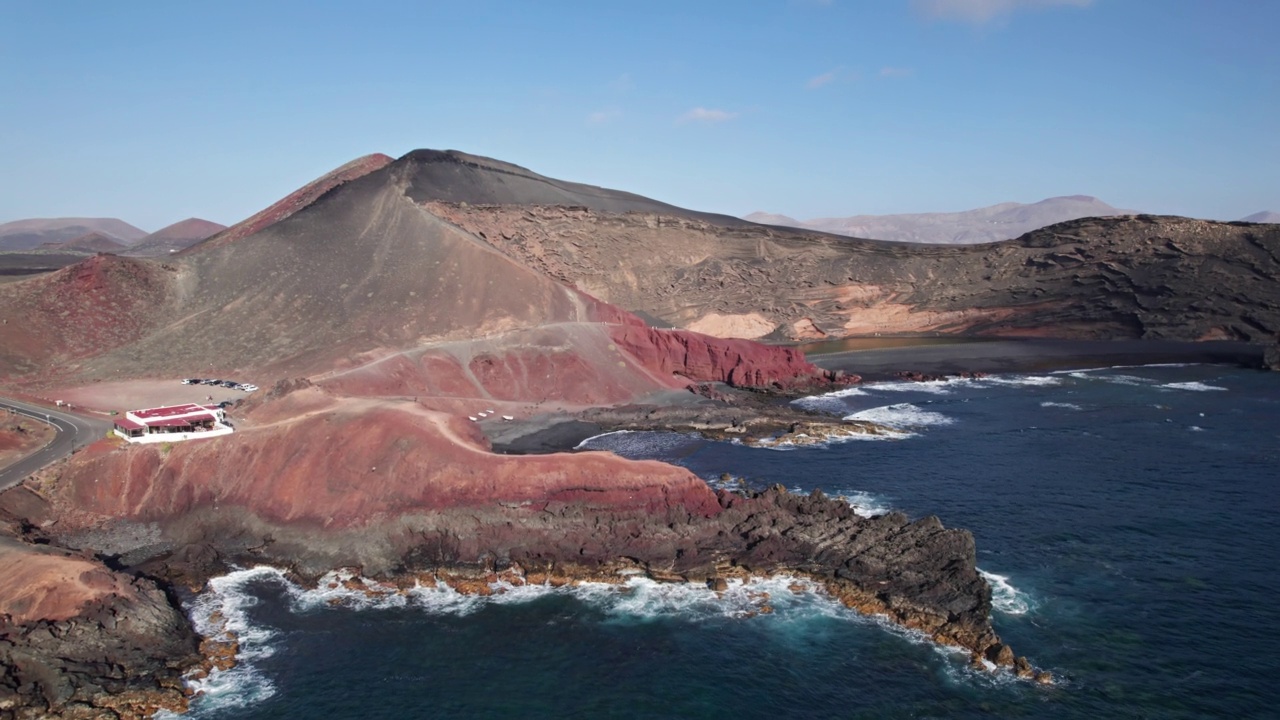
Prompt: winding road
<box><xmin>0</xmin><ymin>398</ymin><xmax>111</xmax><ymax>492</ymax></box>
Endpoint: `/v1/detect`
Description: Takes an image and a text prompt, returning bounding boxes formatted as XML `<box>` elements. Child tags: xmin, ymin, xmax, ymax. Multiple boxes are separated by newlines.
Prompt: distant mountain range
<box><xmin>0</xmin><ymin>217</ymin><xmax>225</xmax><ymax>257</ymax></box>
<box><xmin>1241</xmin><ymin>211</ymin><xmax>1280</xmax><ymax>224</ymax></box>
<box><xmin>0</xmin><ymin>217</ymin><xmax>147</xmax><ymax>251</ymax></box>
<box><xmin>746</xmin><ymin>196</ymin><xmax>1141</xmax><ymax>244</ymax></box>
<box><xmin>746</xmin><ymin>199</ymin><xmax>1280</xmax><ymax>243</ymax></box>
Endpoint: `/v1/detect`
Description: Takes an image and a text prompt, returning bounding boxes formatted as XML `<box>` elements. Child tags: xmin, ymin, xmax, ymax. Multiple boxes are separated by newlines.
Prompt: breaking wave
<box><xmin>978</xmin><ymin>569</ymin><xmax>1032</xmax><ymax>615</ymax></box>
<box><xmin>1160</xmin><ymin>381</ymin><xmax>1228</xmax><ymax>392</ymax></box>
<box><xmin>155</xmin><ymin>568</ymin><xmax>284</xmax><ymax>719</ymax></box>
<box><xmin>174</xmin><ymin>562</ymin><xmax>1042</xmax><ymax>715</ymax></box>
<box><xmin>843</xmin><ymin>403</ymin><xmax>953</xmax><ymax>432</ymax></box>
<box><xmin>861</xmin><ymin>379</ymin><xmax>961</xmax><ymax>395</ymax></box>
<box><xmin>979</xmin><ymin>374</ymin><xmax>1063</xmax><ymax>388</ymax></box>
<box><xmin>791</xmin><ymin>385</ymin><xmax>868</xmax><ymax>413</ymax></box>
<box><xmin>1040</xmin><ymin>401</ymin><xmax>1083</xmax><ymax>410</ymax></box>
<box><xmin>843</xmin><ymin>490</ymin><xmax>893</xmax><ymax>518</ymax></box>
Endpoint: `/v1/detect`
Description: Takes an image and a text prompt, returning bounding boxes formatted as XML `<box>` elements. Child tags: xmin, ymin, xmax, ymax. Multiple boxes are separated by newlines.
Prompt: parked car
<box><xmin>240</xmin><ymin>384</ymin><xmax>258</xmax><ymax>393</ymax></box>
<box><xmin>181</xmin><ymin>378</ymin><xmax>197</xmax><ymax>385</ymax></box>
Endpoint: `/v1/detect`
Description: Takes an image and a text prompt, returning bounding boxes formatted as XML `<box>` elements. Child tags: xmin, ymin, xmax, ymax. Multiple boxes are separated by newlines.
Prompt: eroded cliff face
<box><xmin>0</xmin><ymin>510</ymin><xmax>200</xmax><ymax>719</ymax></box>
<box><xmin>428</xmin><ymin>203</ymin><xmax>1280</xmax><ymax>344</ymax></box>
<box><xmin>607</xmin><ymin>322</ymin><xmax>849</xmax><ymax>389</ymax></box>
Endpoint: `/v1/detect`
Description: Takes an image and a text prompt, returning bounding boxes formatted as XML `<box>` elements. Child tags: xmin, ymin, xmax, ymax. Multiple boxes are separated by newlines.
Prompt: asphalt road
<box><xmin>0</xmin><ymin>398</ymin><xmax>111</xmax><ymax>491</ymax></box>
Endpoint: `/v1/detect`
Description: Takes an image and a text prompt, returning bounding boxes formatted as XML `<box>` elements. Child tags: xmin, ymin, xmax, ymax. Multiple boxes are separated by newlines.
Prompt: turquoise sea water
<box><xmin>170</xmin><ymin>364</ymin><xmax>1280</xmax><ymax>719</ymax></box>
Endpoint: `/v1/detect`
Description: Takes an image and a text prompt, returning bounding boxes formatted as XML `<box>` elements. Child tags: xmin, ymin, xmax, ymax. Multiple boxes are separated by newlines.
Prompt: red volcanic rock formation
<box><xmin>0</xmin><ymin>254</ymin><xmax>176</xmax><ymax>378</ymax></box>
<box><xmin>45</xmin><ymin>389</ymin><xmax>721</xmax><ymax>534</ymax></box>
<box><xmin>608</xmin><ymin>323</ymin><xmax>843</xmax><ymax>389</ymax></box>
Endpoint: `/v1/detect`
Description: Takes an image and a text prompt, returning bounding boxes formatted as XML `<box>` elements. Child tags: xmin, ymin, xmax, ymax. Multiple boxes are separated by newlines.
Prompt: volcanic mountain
<box><xmin>0</xmin><ymin>217</ymin><xmax>146</xmax><ymax>251</ymax></box>
<box><xmin>122</xmin><ymin>218</ymin><xmax>227</xmax><ymax>257</ymax></box>
<box><xmin>0</xmin><ymin>148</ymin><xmax>1269</xmax><ymax>712</ymax></box>
<box><xmin>746</xmin><ymin>195</ymin><xmax>1139</xmax><ymax>244</ymax></box>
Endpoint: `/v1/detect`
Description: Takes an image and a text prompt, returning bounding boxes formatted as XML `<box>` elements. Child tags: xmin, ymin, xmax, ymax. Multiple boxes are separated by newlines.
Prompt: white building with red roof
<box><xmin>112</xmin><ymin>403</ymin><xmax>233</xmax><ymax>444</ymax></box>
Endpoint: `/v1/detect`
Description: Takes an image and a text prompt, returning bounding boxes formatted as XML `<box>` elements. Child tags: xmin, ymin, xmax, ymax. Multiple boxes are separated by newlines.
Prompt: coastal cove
<box><xmin>172</xmin><ymin>364</ymin><xmax>1280</xmax><ymax>719</ymax></box>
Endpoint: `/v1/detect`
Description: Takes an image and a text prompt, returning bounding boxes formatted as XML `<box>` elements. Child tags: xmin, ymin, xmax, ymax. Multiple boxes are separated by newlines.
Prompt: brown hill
<box><xmin>0</xmin><ymin>217</ymin><xmax>146</xmax><ymax>251</ymax></box>
<box><xmin>123</xmin><ymin>218</ymin><xmax>227</xmax><ymax>257</ymax></box>
<box><xmin>34</xmin><ymin>230</ymin><xmax>129</xmax><ymax>254</ymax></box>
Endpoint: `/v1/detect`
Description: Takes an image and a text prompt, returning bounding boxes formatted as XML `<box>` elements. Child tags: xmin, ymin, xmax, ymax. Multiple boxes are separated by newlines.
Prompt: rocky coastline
<box><xmin>10</xmin><ymin>481</ymin><xmax>1047</xmax><ymax>716</ymax></box>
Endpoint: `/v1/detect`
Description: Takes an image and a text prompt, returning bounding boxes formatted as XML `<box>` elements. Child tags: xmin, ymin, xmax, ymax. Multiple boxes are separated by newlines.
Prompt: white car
<box><xmin>240</xmin><ymin>384</ymin><xmax>259</xmax><ymax>393</ymax></box>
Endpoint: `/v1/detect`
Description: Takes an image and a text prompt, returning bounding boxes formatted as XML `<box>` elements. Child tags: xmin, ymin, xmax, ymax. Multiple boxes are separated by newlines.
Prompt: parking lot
<box><xmin>182</xmin><ymin>378</ymin><xmax>259</xmax><ymax>393</ymax></box>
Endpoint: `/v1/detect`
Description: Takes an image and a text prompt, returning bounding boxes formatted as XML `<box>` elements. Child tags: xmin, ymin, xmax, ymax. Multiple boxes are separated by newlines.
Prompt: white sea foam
<box><xmin>172</xmin><ymin>563</ymin><xmax>1044</xmax><ymax>715</ymax></box>
<box><xmin>842</xmin><ymin>490</ymin><xmax>893</xmax><ymax>518</ymax></box>
<box><xmin>843</xmin><ymin>403</ymin><xmax>953</xmax><ymax>432</ymax></box>
<box><xmin>1189</xmin><ymin>426</ymin><xmax>1206</xmax><ymax>432</ymax></box>
<box><xmin>1040</xmin><ymin>401</ymin><xmax>1083</xmax><ymax>410</ymax></box>
<box><xmin>1053</xmin><ymin>362</ymin><xmax>1197</xmax><ymax>375</ymax></box>
<box><xmin>978</xmin><ymin>569</ymin><xmax>1032</xmax><ymax>615</ymax></box>
<box><xmin>980</xmin><ymin>374</ymin><xmax>1063</xmax><ymax>387</ymax></box>
<box><xmin>1160</xmin><ymin>381</ymin><xmax>1227</xmax><ymax>392</ymax></box>
<box><xmin>156</xmin><ymin>567</ymin><xmax>286</xmax><ymax>719</ymax></box>
<box><xmin>791</xmin><ymin>385</ymin><xmax>868</xmax><ymax>413</ymax></box>
<box><xmin>573</xmin><ymin>429</ymin><xmax>633</xmax><ymax>450</ymax></box>
<box><xmin>862</xmin><ymin>379</ymin><xmax>962</xmax><ymax>395</ymax></box>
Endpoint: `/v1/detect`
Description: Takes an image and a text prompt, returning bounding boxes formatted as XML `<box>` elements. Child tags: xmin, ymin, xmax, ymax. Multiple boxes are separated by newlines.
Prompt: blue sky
<box><xmin>2</xmin><ymin>0</ymin><xmax>1277</xmax><ymax>230</ymax></box>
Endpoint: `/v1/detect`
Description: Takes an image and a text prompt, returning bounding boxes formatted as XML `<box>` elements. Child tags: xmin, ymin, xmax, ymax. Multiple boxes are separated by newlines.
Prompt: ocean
<box><xmin>165</xmin><ymin>364</ymin><xmax>1280</xmax><ymax>719</ymax></box>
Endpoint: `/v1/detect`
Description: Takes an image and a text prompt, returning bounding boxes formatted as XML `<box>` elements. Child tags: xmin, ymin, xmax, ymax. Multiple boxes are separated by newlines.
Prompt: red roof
<box><xmin>133</xmin><ymin>403</ymin><xmax>208</xmax><ymax>420</ymax></box>
<box><xmin>114</xmin><ymin>417</ymin><xmax>145</xmax><ymax>430</ymax></box>
<box><xmin>148</xmin><ymin>416</ymin><xmax>211</xmax><ymax>428</ymax></box>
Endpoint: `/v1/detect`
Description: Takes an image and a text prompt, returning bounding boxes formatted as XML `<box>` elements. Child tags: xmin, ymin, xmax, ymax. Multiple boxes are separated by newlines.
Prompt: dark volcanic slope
<box><xmin>85</xmin><ymin>166</ymin><xmax>592</xmax><ymax>379</ymax></box>
<box><xmin>397</xmin><ymin>149</ymin><xmax>751</xmax><ymax>227</ymax></box>
<box><xmin>431</xmin><ymin>201</ymin><xmax>1280</xmax><ymax>345</ymax></box>
<box><xmin>189</xmin><ymin>153</ymin><xmax>394</xmax><ymax>254</ymax></box>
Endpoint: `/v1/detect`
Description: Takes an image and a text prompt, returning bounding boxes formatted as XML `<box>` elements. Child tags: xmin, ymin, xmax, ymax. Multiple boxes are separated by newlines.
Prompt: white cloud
<box><xmin>806</xmin><ymin>69</ymin><xmax>840</xmax><ymax>89</ymax></box>
<box><xmin>586</xmin><ymin>108</ymin><xmax>622</xmax><ymax>125</ymax></box>
<box><xmin>912</xmin><ymin>0</ymin><xmax>1092</xmax><ymax>25</ymax></box>
<box><xmin>879</xmin><ymin>66</ymin><xmax>914</xmax><ymax>78</ymax></box>
<box><xmin>678</xmin><ymin>107</ymin><xmax>738</xmax><ymax>124</ymax></box>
